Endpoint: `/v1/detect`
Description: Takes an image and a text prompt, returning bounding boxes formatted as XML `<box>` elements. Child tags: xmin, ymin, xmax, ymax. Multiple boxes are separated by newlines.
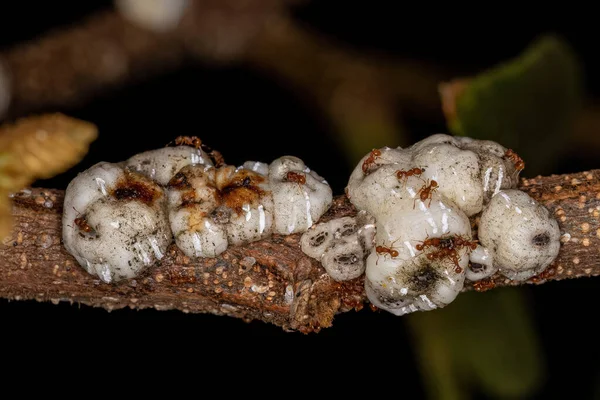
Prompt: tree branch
<box><xmin>1</xmin><ymin>0</ymin><xmax>290</xmax><ymax>119</ymax></box>
<box><xmin>2</xmin><ymin>10</ymin><xmax>186</xmax><ymax>118</ymax></box>
<box><xmin>1</xmin><ymin>170</ymin><xmax>598</xmax><ymax>333</ymax></box>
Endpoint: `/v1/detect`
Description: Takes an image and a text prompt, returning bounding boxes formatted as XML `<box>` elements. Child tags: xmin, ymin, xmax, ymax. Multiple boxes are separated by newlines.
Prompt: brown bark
<box><xmin>1</xmin><ymin>170</ymin><xmax>598</xmax><ymax>333</ymax></box>
<box><xmin>3</xmin><ymin>10</ymin><xmax>186</xmax><ymax>118</ymax></box>
<box><xmin>1</xmin><ymin>1</ymin><xmax>290</xmax><ymax>119</ymax></box>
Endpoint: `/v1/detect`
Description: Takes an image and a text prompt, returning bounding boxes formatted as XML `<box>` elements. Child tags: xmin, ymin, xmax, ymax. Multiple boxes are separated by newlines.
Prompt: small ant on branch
<box><xmin>286</xmin><ymin>171</ymin><xmax>306</xmax><ymax>185</ymax></box>
<box><xmin>362</xmin><ymin>149</ymin><xmax>382</xmax><ymax>174</ymax></box>
<box><xmin>394</xmin><ymin>167</ymin><xmax>425</xmax><ymax>189</ymax></box>
<box><xmin>167</xmin><ymin>136</ymin><xmax>225</xmax><ymax>167</ymax></box>
<box><xmin>70</xmin><ymin>207</ymin><xmax>95</xmax><ymax>234</ymax></box>
<box><xmin>376</xmin><ymin>245</ymin><xmax>399</xmax><ymax>258</ymax></box>
<box><xmin>168</xmin><ymin>136</ymin><xmax>203</xmax><ymax>149</ymax></box>
<box><xmin>395</xmin><ymin>167</ymin><xmax>424</xmax><ymax>181</ymax></box>
<box><xmin>415</xmin><ymin>233</ymin><xmax>477</xmax><ymax>273</ymax></box>
<box><xmin>375</xmin><ymin>238</ymin><xmax>401</xmax><ymax>264</ymax></box>
<box><xmin>414</xmin><ymin>179</ymin><xmax>438</xmax><ymax>209</ymax></box>
<box><xmin>504</xmin><ymin>149</ymin><xmax>525</xmax><ymax>171</ymax></box>
<box><xmin>74</xmin><ymin>216</ymin><xmax>93</xmax><ymax>233</ymax></box>
<box><xmin>209</xmin><ymin>149</ymin><xmax>225</xmax><ymax>168</ymax></box>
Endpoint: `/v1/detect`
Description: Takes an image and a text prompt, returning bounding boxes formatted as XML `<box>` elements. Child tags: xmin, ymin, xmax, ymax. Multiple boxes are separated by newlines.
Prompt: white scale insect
<box><xmin>63</xmin><ymin>144</ymin><xmax>332</xmax><ymax>283</ymax></box>
<box><xmin>302</xmin><ymin>133</ymin><xmax>560</xmax><ymax>316</ymax></box>
<box><xmin>63</xmin><ymin>134</ymin><xmax>560</xmax><ymax>318</ymax></box>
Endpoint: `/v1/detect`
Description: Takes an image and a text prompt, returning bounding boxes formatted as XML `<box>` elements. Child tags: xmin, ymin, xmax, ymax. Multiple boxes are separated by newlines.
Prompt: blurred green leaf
<box><xmin>330</xmin><ymin>100</ymin><xmax>405</xmax><ymax>166</ymax></box>
<box><xmin>455</xmin><ymin>289</ymin><xmax>544</xmax><ymax>398</ymax></box>
<box><xmin>443</xmin><ymin>34</ymin><xmax>583</xmax><ymax>175</ymax></box>
<box><xmin>408</xmin><ymin>288</ymin><xmax>544</xmax><ymax>400</ymax></box>
<box><xmin>409</xmin><ymin>308</ymin><xmax>467</xmax><ymax>400</ymax></box>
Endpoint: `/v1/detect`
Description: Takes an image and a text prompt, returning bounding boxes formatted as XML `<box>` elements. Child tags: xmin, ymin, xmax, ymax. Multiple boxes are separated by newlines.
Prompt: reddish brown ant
<box><xmin>376</xmin><ymin>245</ymin><xmax>399</xmax><ymax>258</ymax></box>
<box><xmin>74</xmin><ymin>216</ymin><xmax>93</xmax><ymax>233</ymax></box>
<box><xmin>414</xmin><ymin>179</ymin><xmax>439</xmax><ymax>208</ymax></box>
<box><xmin>70</xmin><ymin>207</ymin><xmax>94</xmax><ymax>234</ymax></box>
<box><xmin>473</xmin><ymin>278</ymin><xmax>496</xmax><ymax>292</ymax></box>
<box><xmin>395</xmin><ymin>167</ymin><xmax>425</xmax><ymax>188</ymax></box>
<box><xmin>286</xmin><ymin>171</ymin><xmax>306</xmax><ymax>185</ymax></box>
<box><xmin>504</xmin><ymin>149</ymin><xmax>525</xmax><ymax>171</ymax></box>
<box><xmin>528</xmin><ymin>266</ymin><xmax>556</xmax><ymax>283</ymax></box>
<box><xmin>210</xmin><ymin>149</ymin><xmax>225</xmax><ymax>168</ymax></box>
<box><xmin>453</xmin><ymin>236</ymin><xmax>478</xmax><ymax>251</ymax></box>
<box><xmin>415</xmin><ymin>234</ymin><xmax>477</xmax><ymax>273</ymax></box>
<box><xmin>375</xmin><ymin>239</ymin><xmax>400</xmax><ymax>264</ymax></box>
<box><xmin>167</xmin><ymin>136</ymin><xmax>225</xmax><ymax>167</ymax></box>
<box><xmin>171</xmin><ymin>136</ymin><xmax>203</xmax><ymax>149</ymax></box>
<box><xmin>396</xmin><ymin>167</ymin><xmax>424</xmax><ymax>179</ymax></box>
<box><xmin>415</xmin><ymin>235</ymin><xmax>441</xmax><ymax>251</ymax></box>
<box><xmin>424</xmin><ymin>249</ymin><xmax>463</xmax><ymax>273</ymax></box>
<box><xmin>362</xmin><ymin>149</ymin><xmax>382</xmax><ymax>174</ymax></box>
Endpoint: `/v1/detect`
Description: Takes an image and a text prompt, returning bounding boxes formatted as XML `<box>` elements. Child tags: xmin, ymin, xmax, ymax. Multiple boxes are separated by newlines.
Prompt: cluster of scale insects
<box><xmin>375</xmin><ymin>164</ymin><xmax>476</xmax><ymax>273</ymax></box>
<box><xmin>69</xmin><ymin>139</ymin><xmax>527</xmax><ymax>282</ymax></box>
<box><xmin>366</xmin><ymin>146</ymin><xmax>526</xmax><ymax>276</ymax></box>
<box><xmin>363</xmin><ymin>147</ymin><xmax>490</xmax><ymax>274</ymax></box>
<box><xmin>362</xmin><ymin>146</ymin><xmax>525</xmax><ymax>210</ymax></box>
<box><xmin>69</xmin><ymin>136</ymin><xmax>310</xmax><ymax>236</ymax></box>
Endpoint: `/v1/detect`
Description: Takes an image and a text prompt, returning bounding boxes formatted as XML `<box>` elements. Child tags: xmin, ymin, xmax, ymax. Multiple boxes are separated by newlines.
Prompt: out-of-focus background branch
<box><xmin>1</xmin><ymin>2</ymin><xmax>599</xmax><ymax>399</ymax></box>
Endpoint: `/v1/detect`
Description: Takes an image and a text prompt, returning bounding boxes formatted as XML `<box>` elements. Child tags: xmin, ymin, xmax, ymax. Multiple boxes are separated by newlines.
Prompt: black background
<box><xmin>0</xmin><ymin>2</ymin><xmax>598</xmax><ymax>398</ymax></box>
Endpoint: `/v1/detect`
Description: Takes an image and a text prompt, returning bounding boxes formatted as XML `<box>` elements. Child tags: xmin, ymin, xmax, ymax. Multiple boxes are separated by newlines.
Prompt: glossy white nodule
<box><xmin>300</xmin><ymin>210</ymin><xmax>376</xmax><ymax>281</ymax></box>
<box><xmin>478</xmin><ymin>189</ymin><xmax>561</xmax><ymax>281</ymax></box>
<box><xmin>344</xmin><ymin>133</ymin><xmax>550</xmax><ymax>316</ymax></box>
<box><xmin>269</xmin><ymin>156</ymin><xmax>333</xmax><ymax>235</ymax></box>
<box><xmin>62</xmin><ymin>162</ymin><xmax>172</xmax><ymax>283</ymax></box>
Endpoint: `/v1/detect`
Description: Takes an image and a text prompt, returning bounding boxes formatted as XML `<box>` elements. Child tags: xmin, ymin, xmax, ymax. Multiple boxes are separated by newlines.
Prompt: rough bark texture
<box><xmin>1</xmin><ymin>170</ymin><xmax>598</xmax><ymax>333</ymax></box>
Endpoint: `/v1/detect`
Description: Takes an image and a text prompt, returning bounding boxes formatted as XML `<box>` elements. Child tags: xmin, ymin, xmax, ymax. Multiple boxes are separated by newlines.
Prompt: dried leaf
<box><xmin>0</xmin><ymin>113</ymin><xmax>97</xmax><ymax>183</ymax></box>
<box><xmin>0</xmin><ymin>113</ymin><xmax>97</xmax><ymax>238</ymax></box>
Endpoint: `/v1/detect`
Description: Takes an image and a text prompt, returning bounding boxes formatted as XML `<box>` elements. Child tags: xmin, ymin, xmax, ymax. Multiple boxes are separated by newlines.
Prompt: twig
<box><xmin>2</xmin><ymin>10</ymin><xmax>187</xmax><ymax>118</ymax></box>
<box><xmin>1</xmin><ymin>170</ymin><xmax>598</xmax><ymax>333</ymax></box>
<box><xmin>0</xmin><ymin>1</ymin><xmax>294</xmax><ymax>119</ymax></box>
